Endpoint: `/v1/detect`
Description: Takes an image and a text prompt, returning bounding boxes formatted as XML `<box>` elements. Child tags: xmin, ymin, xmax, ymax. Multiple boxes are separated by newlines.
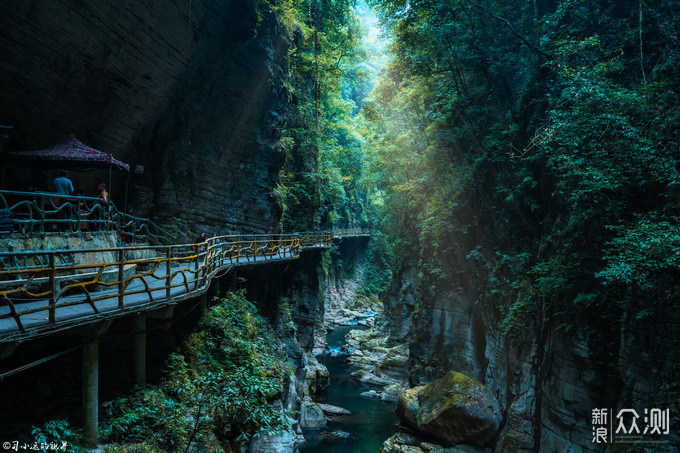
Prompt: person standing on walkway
<box><xmin>195</xmin><ymin>231</ymin><xmax>207</xmax><ymax>253</ymax></box>
<box><xmin>53</xmin><ymin>169</ymin><xmax>74</xmax><ymax>195</ymax></box>
<box><xmin>96</xmin><ymin>182</ymin><xmax>109</xmax><ymax>204</ymax></box>
<box><xmin>96</xmin><ymin>182</ymin><xmax>110</xmax><ymax>230</ymax></box>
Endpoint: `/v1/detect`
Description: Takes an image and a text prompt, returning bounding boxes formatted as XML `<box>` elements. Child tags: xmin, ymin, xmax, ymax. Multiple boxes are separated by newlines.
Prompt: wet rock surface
<box><xmin>342</xmin><ymin>324</ymin><xmax>410</xmax><ymax>403</ymax></box>
<box><xmin>321</xmin><ymin>430</ymin><xmax>351</xmax><ymax>441</ymax></box>
<box><xmin>380</xmin><ymin>433</ymin><xmax>492</xmax><ymax>453</ymax></box>
<box><xmin>300</xmin><ymin>396</ymin><xmax>327</xmax><ymax>429</ymax></box>
<box><xmin>318</xmin><ymin>403</ymin><xmax>352</xmax><ymax>416</ymax></box>
<box><xmin>248</xmin><ymin>415</ymin><xmax>299</xmax><ymax>453</ymax></box>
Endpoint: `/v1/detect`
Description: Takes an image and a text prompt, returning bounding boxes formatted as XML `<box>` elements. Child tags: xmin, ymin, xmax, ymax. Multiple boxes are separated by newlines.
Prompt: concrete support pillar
<box><xmin>133</xmin><ymin>316</ymin><xmax>146</xmax><ymax>387</ymax></box>
<box><xmin>231</xmin><ymin>269</ymin><xmax>237</xmax><ymax>291</ymax></box>
<box><xmin>82</xmin><ymin>336</ymin><xmax>99</xmax><ymax>448</ymax></box>
<box><xmin>0</xmin><ymin>341</ymin><xmax>20</xmax><ymax>360</ymax></box>
<box><xmin>213</xmin><ymin>276</ymin><xmax>221</xmax><ymax>300</ymax></box>
<box><xmin>198</xmin><ymin>293</ymin><xmax>207</xmax><ymax>318</ymax></box>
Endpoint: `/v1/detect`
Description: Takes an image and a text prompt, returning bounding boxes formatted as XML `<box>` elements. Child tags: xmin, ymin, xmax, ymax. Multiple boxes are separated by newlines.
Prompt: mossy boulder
<box><xmin>395</xmin><ymin>371</ymin><xmax>501</xmax><ymax>447</ymax></box>
<box><xmin>396</xmin><ymin>386</ymin><xmax>421</xmax><ymax>428</ymax></box>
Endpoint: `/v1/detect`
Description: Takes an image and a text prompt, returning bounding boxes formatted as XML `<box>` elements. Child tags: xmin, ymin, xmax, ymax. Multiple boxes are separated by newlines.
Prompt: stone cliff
<box><xmin>0</xmin><ymin>0</ymin><xmax>286</xmax><ymax>235</ymax></box>
<box><xmin>385</xmin><ymin>256</ymin><xmax>680</xmax><ymax>452</ymax></box>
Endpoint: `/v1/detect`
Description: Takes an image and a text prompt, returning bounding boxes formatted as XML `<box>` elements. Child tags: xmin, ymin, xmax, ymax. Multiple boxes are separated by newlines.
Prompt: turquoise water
<box><xmin>300</xmin><ymin>324</ymin><xmax>398</xmax><ymax>452</ymax></box>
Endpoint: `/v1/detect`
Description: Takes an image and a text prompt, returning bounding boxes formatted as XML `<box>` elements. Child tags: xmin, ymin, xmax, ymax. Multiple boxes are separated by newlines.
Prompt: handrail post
<box><xmin>75</xmin><ymin>199</ymin><xmax>81</xmax><ymax>233</ymax></box>
<box><xmin>166</xmin><ymin>246</ymin><xmax>172</xmax><ymax>300</ymax></box>
<box><xmin>39</xmin><ymin>195</ymin><xmax>45</xmax><ymax>234</ymax></box>
<box><xmin>118</xmin><ymin>248</ymin><xmax>125</xmax><ymax>309</ymax></box>
<box><xmin>49</xmin><ymin>253</ymin><xmax>56</xmax><ymax>325</ymax></box>
<box><xmin>194</xmin><ymin>245</ymin><xmax>200</xmax><ymax>290</ymax></box>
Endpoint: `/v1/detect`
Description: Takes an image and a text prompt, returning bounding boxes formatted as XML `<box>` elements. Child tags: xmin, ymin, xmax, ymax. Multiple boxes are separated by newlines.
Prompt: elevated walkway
<box><xmin>0</xmin><ymin>228</ymin><xmax>369</xmax><ymax>446</ymax></box>
<box><xmin>0</xmin><ymin>230</ymin><xmax>369</xmax><ymax>343</ymax></box>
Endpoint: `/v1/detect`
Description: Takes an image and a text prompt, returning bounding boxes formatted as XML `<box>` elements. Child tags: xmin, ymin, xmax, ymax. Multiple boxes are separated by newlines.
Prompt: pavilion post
<box><xmin>124</xmin><ymin>171</ymin><xmax>129</xmax><ymax>214</ymax></box>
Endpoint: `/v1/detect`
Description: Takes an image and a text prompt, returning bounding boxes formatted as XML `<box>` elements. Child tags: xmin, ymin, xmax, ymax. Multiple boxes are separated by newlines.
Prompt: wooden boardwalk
<box><xmin>0</xmin><ymin>231</ymin><xmax>367</xmax><ymax>343</ymax></box>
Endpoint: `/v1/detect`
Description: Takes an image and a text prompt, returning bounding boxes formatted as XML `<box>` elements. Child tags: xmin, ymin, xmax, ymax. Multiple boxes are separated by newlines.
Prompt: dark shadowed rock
<box><xmin>396</xmin><ymin>386</ymin><xmax>422</xmax><ymax>428</ymax></box>
<box><xmin>380</xmin><ymin>433</ymin><xmax>492</xmax><ymax>453</ymax></box>
<box><xmin>321</xmin><ymin>431</ymin><xmax>351</xmax><ymax>442</ymax></box>
<box><xmin>0</xmin><ymin>0</ymin><xmax>286</xmax><ymax>235</ymax></box>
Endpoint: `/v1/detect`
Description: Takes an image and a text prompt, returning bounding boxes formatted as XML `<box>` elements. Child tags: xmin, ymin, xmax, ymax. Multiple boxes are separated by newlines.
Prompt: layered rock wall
<box><xmin>0</xmin><ymin>0</ymin><xmax>285</xmax><ymax>235</ymax></box>
<box><xmin>398</xmin><ymin>267</ymin><xmax>680</xmax><ymax>452</ymax></box>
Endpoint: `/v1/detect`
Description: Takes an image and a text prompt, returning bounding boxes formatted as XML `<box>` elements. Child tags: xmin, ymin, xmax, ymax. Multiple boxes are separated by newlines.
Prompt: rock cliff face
<box><xmin>0</xmin><ymin>0</ymin><xmax>285</xmax><ymax>234</ymax></box>
<box><xmin>392</xmin><ymin>259</ymin><xmax>680</xmax><ymax>452</ymax></box>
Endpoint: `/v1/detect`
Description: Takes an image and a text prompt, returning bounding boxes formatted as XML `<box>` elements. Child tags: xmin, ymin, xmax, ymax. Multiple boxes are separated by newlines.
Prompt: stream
<box><xmin>300</xmin><ymin>324</ymin><xmax>398</xmax><ymax>452</ymax></box>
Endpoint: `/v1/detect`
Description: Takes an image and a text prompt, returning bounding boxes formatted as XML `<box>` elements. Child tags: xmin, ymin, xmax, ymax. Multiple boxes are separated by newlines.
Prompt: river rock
<box><xmin>302</xmin><ymin>351</ymin><xmax>329</xmax><ymax>395</ymax></box>
<box><xmin>396</xmin><ymin>371</ymin><xmax>501</xmax><ymax>447</ymax></box>
<box><xmin>495</xmin><ymin>390</ymin><xmax>534</xmax><ymax>452</ymax></box>
<box><xmin>300</xmin><ymin>397</ymin><xmax>326</xmax><ymax>429</ymax></box>
<box><xmin>358</xmin><ymin>316</ymin><xmax>376</xmax><ymax>327</ymax></box>
<box><xmin>285</xmin><ymin>374</ymin><xmax>301</xmax><ymax>414</ymax></box>
<box><xmin>322</xmin><ymin>431</ymin><xmax>351</xmax><ymax>442</ymax></box>
<box><xmin>395</xmin><ymin>387</ymin><xmax>420</xmax><ymax>428</ymax></box>
<box><xmin>381</xmin><ymin>383</ymin><xmax>404</xmax><ymax>402</ymax></box>
<box><xmin>351</xmin><ymin>369</ymin><xmax>394</xmax><ymax>387</ymax></box>
<box><xmin>312</xmin><ymin>320</ymin><xmax>327</xmax><ymax>356</ymax></box>
<box><xmin>360</xmin><ymin>389</ymin><xmax>380</xmax><ymax>399</ymax></box>
<box><xmin>318</xmin><ymin>403</ymin><xmax>352</xmax><ymax>416</ymax></box>
<box><xmin>380</xmin><ymin>433</ymin><xmax>492</xmax><ymax>453</ymax></box>
<box><xmin>376</xmin><ymin>344</ymin><xmax>410</xmax><ymax>382</ymax></box>
<box><xmin>248</xmin><ymin>423</ymin><xmax>298</xmax><ymax>453</ymax></box>
<box><xmin>248</xmin><ymin>403</ymin><xmax>298</xmax><ymax>453</ymax></box>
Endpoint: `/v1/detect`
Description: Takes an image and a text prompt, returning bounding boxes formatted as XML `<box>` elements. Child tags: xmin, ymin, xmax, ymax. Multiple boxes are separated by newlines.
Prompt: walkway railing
<box><xmin>0</xmin><ymin>190</ymin><xmax>174</xmax><ymax>244</ymax></box>
<box><xmin>0</xmin><ymin>230</ymin><xmax>367</xmax><ymax>340</ymax></box>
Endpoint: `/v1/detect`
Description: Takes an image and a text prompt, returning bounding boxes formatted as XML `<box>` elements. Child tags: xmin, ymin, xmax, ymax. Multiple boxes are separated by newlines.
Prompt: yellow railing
<box><xmin>0</xmin><ymin>230</ymin><xmax>368</xmax><ymax>339</ymax></box>
<box><xmin>298</xmin><ymin>231</ymin><xmax>332</xmax><ymax>247</ymax></box>
<box><xmin>0</xmin><ymin>234</ymin><xmax>299</xmax><ymax>336</ymax></box>
<box><xmin>332</xmin><ymin>228</ymin><xmax>370</xmax><ymax>238</ymax></box>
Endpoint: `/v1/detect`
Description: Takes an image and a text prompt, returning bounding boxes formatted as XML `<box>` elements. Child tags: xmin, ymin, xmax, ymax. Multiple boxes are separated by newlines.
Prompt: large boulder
<box><xmin>395</xmin><ymin>371</ymin><xmax>502</xmax><ymax>447</ymax></box>
<box><xmin>248</xmin><ymin>423</ymin><xmax>298</xmax><ymax>453</ymax></box>
<box><xmin>396</xmin><ymin>386</ymin><xmax>421</xmax><ymax>428</ymax></box>
<box><xmin>299</xmin><ymin>397</ymin><xmax>326</xmax><ymax>429</ymax></box>
<box><xmin>301</xmin><ymin>351</ymin><xmax>330</xmax><ymax>396</ymax></box>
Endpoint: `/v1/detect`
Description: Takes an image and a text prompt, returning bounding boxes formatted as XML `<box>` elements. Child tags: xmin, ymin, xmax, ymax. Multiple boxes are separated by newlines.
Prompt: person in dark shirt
<box><xmin>53</xmin><ymin>169</ymin><xmax>74</xmax><ymax>195</ymax></box>
<box><xmin>195</xmin><ymin>231</ymin><xmax>207</xmax><ymax>252</ymax></box>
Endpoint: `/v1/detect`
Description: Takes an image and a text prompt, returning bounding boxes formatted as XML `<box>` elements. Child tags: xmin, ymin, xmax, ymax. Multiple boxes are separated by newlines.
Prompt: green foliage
<box><xmin>358</xmin><ymin>238</ymin><xmax>392</xmax><ymax>297</ymax></box>
<box><xmin>100</xmin><ymin>291</ymin><xmax>289</xmax><ymax>451</ymax></box>
<box><xmin>30</xmin><ymin>420</ymin><xmax>82</xmax><ymax>453</ymax></box>
<box><xmin>103</xmin><ymin>442</ymin><xmax>165</xmax><ymax>453</ymax></box>
<box><xmin>365</xmin><ymin>0</ymin><xmax>680</xmax><ymax>353</ymax></box>
<box><xmin>278</xmin><ymin>297</ymin><xmax>298</xmax><ymax>336</ymax></box>
<box><xmin>265</xmin><ymin>0</ymin><xmax>374</xmax><ymax>231</ymax></box>
<box><xmin>597</xmin><ymin>217</ymin><xmax>680</xmax><ymax>316</ymax></box>
<box><xmin>99</xmin><ymin>388</ymin><xmax>188</xmax><ymax>449</ymax></box>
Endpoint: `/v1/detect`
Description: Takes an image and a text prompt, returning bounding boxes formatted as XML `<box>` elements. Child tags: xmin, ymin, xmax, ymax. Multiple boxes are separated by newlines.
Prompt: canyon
<box><xmin>1</xmin><ymin>1</ymin><xmax>678</xmax><ymax>452</ymax></box>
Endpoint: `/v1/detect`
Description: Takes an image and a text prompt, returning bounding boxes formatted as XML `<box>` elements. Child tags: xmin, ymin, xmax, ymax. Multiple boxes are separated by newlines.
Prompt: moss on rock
<box><xmin>395</xmin><ymin>371</ymin><xmax>501</xmax><ymax>447</ymax></box>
